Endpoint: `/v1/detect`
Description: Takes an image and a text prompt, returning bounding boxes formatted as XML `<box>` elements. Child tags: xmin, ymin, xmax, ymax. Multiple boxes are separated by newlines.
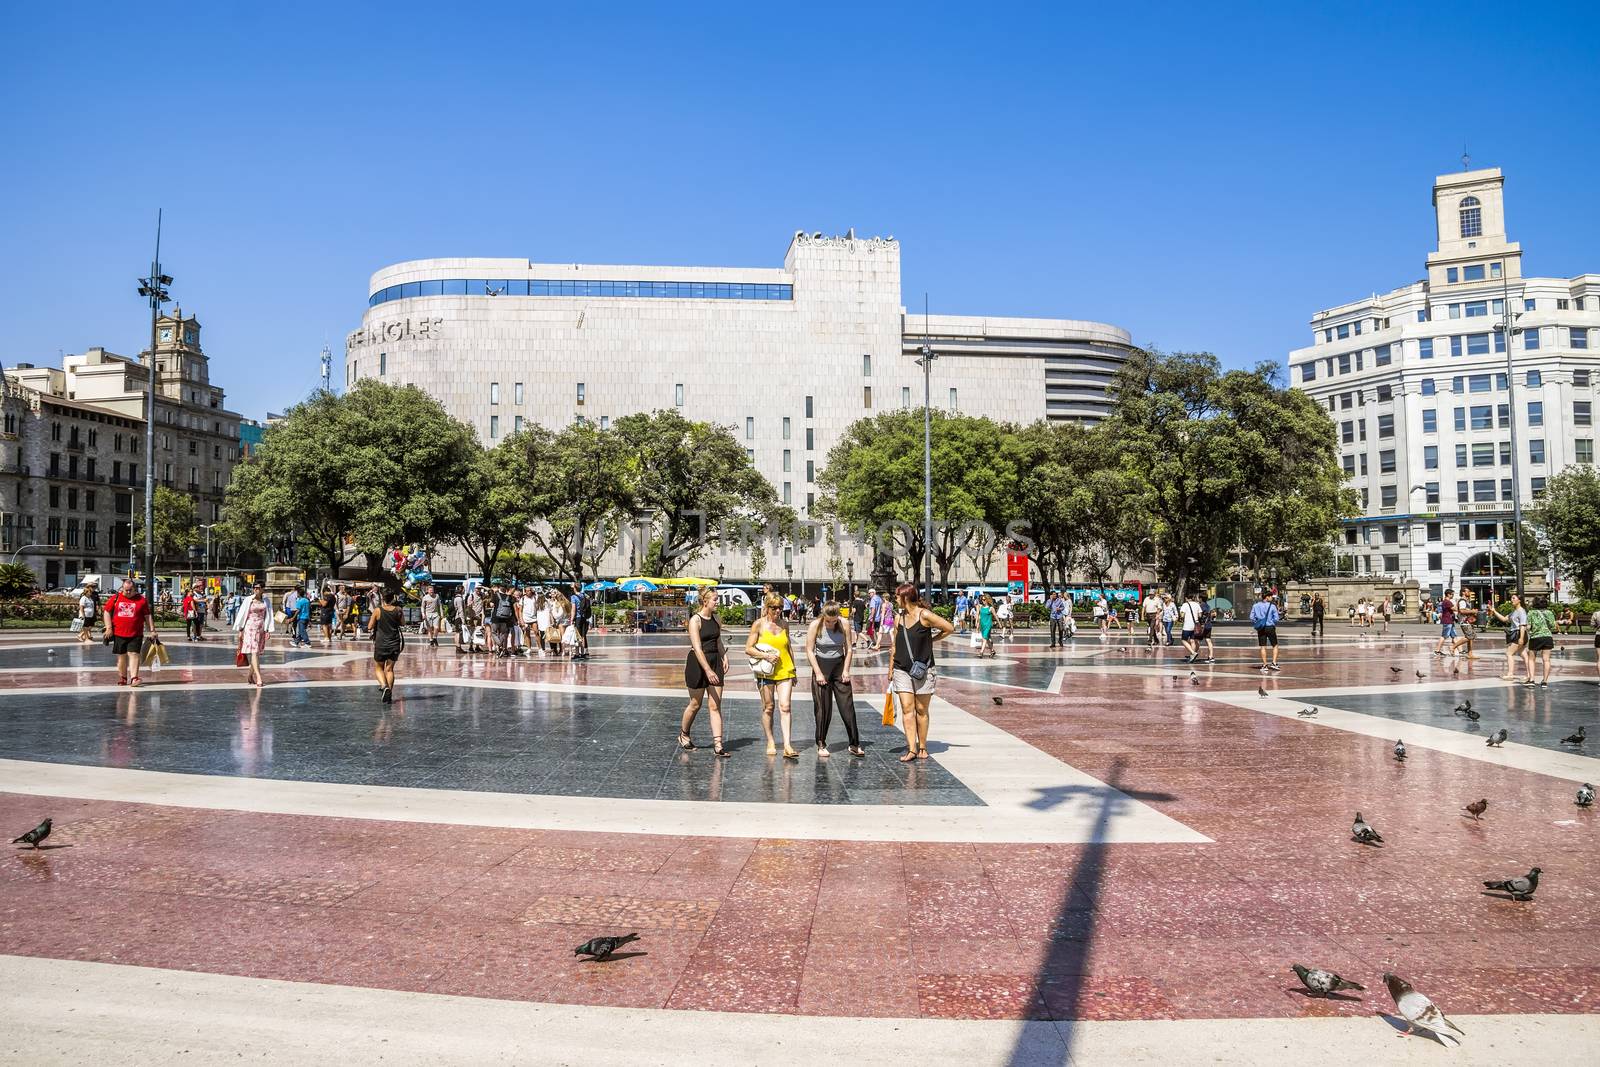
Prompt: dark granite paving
<box><xmin>0</xmin><ymin>641</ymin><xmax>323</xmax><ymax>670</ymax></box>
<box><xmin>0</xmin><ymin>682</ymin><xmax>981</xmax><ymax>806</ymax></box>
<box><xmin>1309</xmin><ymin>679</ymin><xmax>1599</xmax><ymax>753</ymax></box>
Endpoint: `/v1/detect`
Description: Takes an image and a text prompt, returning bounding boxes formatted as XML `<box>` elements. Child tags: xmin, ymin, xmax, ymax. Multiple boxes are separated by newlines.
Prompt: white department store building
<box><xmin>347</xmin><ymin>232</ymin><xmax>1136</xmax><ymax>583</ymax></box>
<box><xmin>1288</xmin><ymin>168</ymin><xmax>1598</xmax><ymax>602</ymax></box>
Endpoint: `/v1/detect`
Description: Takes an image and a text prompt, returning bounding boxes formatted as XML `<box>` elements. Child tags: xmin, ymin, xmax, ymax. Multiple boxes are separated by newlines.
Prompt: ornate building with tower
<box><xmin>2</xmin><ymin>310</ymin><xmax>243</xmax><ymax>589</ymax></box>
<box><xmin>1288</xmin><ymin>169</ymin><xmax>1598</xmax><ymax>602</ymax></box>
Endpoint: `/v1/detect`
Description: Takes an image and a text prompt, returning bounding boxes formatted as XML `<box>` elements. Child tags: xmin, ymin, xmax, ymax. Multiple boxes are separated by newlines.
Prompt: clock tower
<box><xmin>150</xmin><ymin>307</ymin><xmax>213</xmax><ymax>400</ymax></box>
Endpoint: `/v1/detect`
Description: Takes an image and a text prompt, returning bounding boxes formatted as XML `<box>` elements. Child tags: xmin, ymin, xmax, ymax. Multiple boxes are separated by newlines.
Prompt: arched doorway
<box><xmin>1458</xmin><ymin>550</ymin><xmax>1514</xmax><ymax>603</ymax></box>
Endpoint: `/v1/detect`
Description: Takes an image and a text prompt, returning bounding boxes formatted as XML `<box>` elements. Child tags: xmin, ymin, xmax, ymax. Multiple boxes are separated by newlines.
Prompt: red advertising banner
<box><xmin>1005</xmin><ymin>551</ymin><xmax>1030</xmax><ymax>602</ymax></box>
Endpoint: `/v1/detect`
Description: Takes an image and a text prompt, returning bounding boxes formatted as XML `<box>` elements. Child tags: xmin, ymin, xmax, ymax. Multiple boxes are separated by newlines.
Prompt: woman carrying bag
<box><xmin>232</xmin><ymin>582</ymin><xmax>275</xmax><ymax>689</ymax></box>
<box><xmin>745</xmin><ymin>593</ymin><xmax>798</xmax><ymax>758</ymax></box>
<box><xmin>887</xmin><ymin>582</ymin><xmax>954</xmax><ymax>762</ymax></box>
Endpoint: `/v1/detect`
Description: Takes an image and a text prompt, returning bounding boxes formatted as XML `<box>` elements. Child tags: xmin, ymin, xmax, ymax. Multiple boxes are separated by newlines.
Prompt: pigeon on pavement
<box><xmin>575</xmin><ymin>933</ymin><xmax>640</xmax><ymax>961</ymax></box>
<box><xmin>1351</xmin><ymin>812</ymin><xmax>1383</xmax><ymax>844</ymax></box>
<box><xmin>1560</xmin><ymin>726</ymin><xmax>1587</xmax><ymax>746</ymax></box>
<box><xmin>1258</xmin><ymin>685</ymin><xmax>1268</xmax><ymax>698</ymax></box>
<box><xmin>1291</xmin><ymin>964</ymin><xmax>1364</xmax><ymax>997</ymax></box>
<box><xmin>1453</xmin><ymin>699</ymin><xmax>1473</xmax><ymax>715</ymax></box>
<box><xmin>1298</xmin><ymin>707</ymin><xmax>1317</xmax><ymax>718</ymax></box>
<box><xmin>1389</xmin><ymin>666</ymin><xmax>1402</xmax><ymax>674</ymax></box>
<box><xmin>1383</xmin><ymin>972</ymin><xmax>1465</xmax><ymax>1047</ymax></box>
<box><xmin>1576</xmin><ymin>783</ymin><xmax>1594</xmax><ymax>808</ymax></box>
<box><xmin>1415</xmin><ymin>670</ymin><xmax>1425</xmax><ymax>682</ymax></box>
<box><xmin>1462</xmin><ymin>707</ymin><xmax>1480</xmax><ymax>722</ymax></box>
<box><xmin>1482</xmin><ymin>867</ymin><xmax>1541</xmax><ymax>901</ymax></box>
<box><xmin>1393</xmin><ymin>740</ymin><xmax>1407</xmax><ymax>761</ymax></box>
<box><xmin>1463</xmin><ymin>798</ymin><xmax>1488</xmax><ymax>820</ymax></box>
<box><xmin>991</xmin><ymin>696</ymin><xmax>1003</xmax><ymax>706</ymax></box>
<box><xmin>10</xmin><ymin>818</ymin><xmax>51</xmax><ymax>849</ymax></box>
<box><xmin>1485</xmin><ymin>728</ymin><xmax>1507</xmax><ymax>747</ymax></box>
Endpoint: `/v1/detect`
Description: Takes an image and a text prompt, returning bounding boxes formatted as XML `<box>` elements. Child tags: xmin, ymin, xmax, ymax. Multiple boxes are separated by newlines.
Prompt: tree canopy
<box><xmin>1530</xmin><ymin>466</ymin><xmax>1600</xmax><ymax>595</ymax></box>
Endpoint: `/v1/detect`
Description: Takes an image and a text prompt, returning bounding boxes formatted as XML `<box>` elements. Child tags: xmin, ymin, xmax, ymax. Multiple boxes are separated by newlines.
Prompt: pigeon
<box><xmin>1415</xmin><ymin>670</ymin><xmax>1425</xmax><ymax>682</ymax></box>
<box><xmin>1383</xmin><ymin>972</ymin><xmax>1465</xmax><ymax>1047</ymax></box>
<box><xmin>1453</xmin><ymin>699</ymin><xmax>1472</xmax><ymax>715</ymax></box>
<box><xmin>574</xmin><ymin>933</ymin><xmax>640</xmax><ymax>961</ymax></box>
<box><xmin>10</xmin><ymin>818</ymin><xmax>51</xmax><ymax>849</ymax></box>
<box><xmin>1577</xmin><ymin>783</ymin><xmax>1594</xmax><ymax>808</ymax></box>
<box><xmin>1191</xmin><ymin>674</ymin><xmax>1201</xmax><ymax>686</ymax></box>
<box><xmin>1485</xmin><ymin>728</ymin><xmax>1507</xmax><ymax>747</ymax></box>
<box><xmin>1291</xmin><ymin>964</ymin><xmax>1364</xmax><ymax>997</ymax></box>
<box><xmin>1389</xmin><ymin>666</ymin><xmax>1402</xmax><ymax>674</ymax></box>
<box><xmin>1463</xmin><ymin>798</ymin><xmax>1488</xmax><ymax>820</ymax></box>
<box><xmin>1451</xmin><ymin>660</ymin><xmax>1461</xmax><ymax>675</ymax></box>
<box><xmin>1560</xmin><ymin>726</ymin><xmax>1587</xmax><ymax>746</ymax></box>
<box><xmin>1351</xmin><ymin>812</ymin><xmax>1383</xmax><ymax>844</ymax></box>
<box><xmin>1298</xmin><ymin>706</ymin><xmax>1317</xmax><ymax>718</ymax></box>
<box><xmin>991</xmin><ymin>696</ymin><xmax>1003</xmax><ymax>706</ymax></box>
<box><xmin>1482</xmin><ymin>867</ymin><xmax>1541</xmax><ymax>901</ymax></box>
<box><xmin>1393</xmin><ymin>740</ymin><xmax>1407</xmax><ymax>761</ymax></box>
<box><xmin>1258</xmin><ymin>685</ymin><xmax>1268</xmax><ymax>698</ymax></box>
<box><xmin>1462</xmin><ymin>707</ymin><xmax>1479</xmax><ymax>722</ymax></box>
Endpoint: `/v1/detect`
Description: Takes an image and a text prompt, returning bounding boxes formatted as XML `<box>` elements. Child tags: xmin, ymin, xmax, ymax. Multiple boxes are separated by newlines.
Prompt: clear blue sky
<box><xmin>3</xmin><ymin>1</ymin><xmax>1596</xmax><ymax>419</ymax></box>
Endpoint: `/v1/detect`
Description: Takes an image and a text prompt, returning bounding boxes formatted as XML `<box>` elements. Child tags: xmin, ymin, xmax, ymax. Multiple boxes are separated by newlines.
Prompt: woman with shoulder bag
<box><xmin>889</xmin><ymin>582</ymin><xmax>955</xmax><ymax>762</ymax></box>
<box><xmin>371</xmin><ymin>587</ymin><xmax>405</xmax><ymax>703</ymax></box>
<box><xmin>232</xmin><ymin>582</ymin><xmax>275</xmax><ymax>689</ymax></box>
<box><xmin>681</xmin><ymin>589</ymin><xmax>732</xmax><ymax>756</ymax></box>
<box><xmin>1484</xmin><ymin>593</ymin><xmax>1528</xmax><ymax>682</ymax></box>
<box><xmin>745</xmin><ymin>593</ymin><xmax>798</xmax><ymax>758</ymax></box>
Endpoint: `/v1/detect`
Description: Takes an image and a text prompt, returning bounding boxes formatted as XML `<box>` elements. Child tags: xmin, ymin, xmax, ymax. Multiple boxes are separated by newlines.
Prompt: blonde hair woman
<box><xmin>682</xmin><ymin>589</ymin><xmax>732</xmax><ymax>757</ymax></box>
<box><xmin>745</xmin><ymin>592</ymin><xmax>798</xmax><ymax>758</ymax></box>
<box><xmin>887</xmin><ymin>582</ymin><xmax>954</xmax><ymax>762</ymax></box>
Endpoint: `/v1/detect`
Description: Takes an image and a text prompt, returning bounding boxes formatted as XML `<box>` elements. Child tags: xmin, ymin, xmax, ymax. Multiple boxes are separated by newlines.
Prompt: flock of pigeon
<box><xmin>1270</xmin><ymin>669</ymin><xmax>1593</xmax><ymax>1046</ymax></box>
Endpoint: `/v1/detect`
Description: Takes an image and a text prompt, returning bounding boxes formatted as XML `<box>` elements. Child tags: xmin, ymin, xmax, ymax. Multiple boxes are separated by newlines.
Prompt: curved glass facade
<box><xmin>369</xmin><ymin>278</ymin><xmax>793</xmax><ymax>308</ymax></box>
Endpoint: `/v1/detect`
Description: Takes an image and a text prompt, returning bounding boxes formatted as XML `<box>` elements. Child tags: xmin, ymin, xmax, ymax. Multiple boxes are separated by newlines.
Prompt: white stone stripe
<box><xmin>0</xmin><ymin>955</ymin><xmax>1591</xmax><ymax>1066</ymax></box>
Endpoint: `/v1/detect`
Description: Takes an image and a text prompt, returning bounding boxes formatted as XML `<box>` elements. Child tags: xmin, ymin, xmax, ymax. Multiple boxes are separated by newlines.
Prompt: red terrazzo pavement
<box><xmin>2</xmin><ymin>625</ymin><xmax>1597</xmax><ymax>1023</ymax></box>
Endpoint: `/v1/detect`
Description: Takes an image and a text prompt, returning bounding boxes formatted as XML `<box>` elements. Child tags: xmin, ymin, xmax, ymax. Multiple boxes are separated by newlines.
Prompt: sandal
<box><xmin>816</xmin><ymin>746</ymin><xmax>830</xmax><ymax>758</ymax></box>
<box><xmin>117</xmin><ymin>675</ymin><xmax>128</xmax><ymax>686</ymax></box>
<box><xmin>898</xmin><ymin>751</ymin><xmax>917</xmax><ymax>763</ymax></box>
<box><xmin>782</xmin><ymin>746</ymin><xmax>800</xmax><ymax>760</ymax></box>
<box><xmin>917</xmin><ymin>748</ymin><xmax>930</xmax><ymax>760</ymax></box>
<box><xmin>677</xmin><ymin>732</ymin><xmax>697</xmax><ymax>751</ymax></box>
<box><xmin>129</xmin><ymin>677</ymin><xmax>143</xmax><ymax>687</ymax></box>
<box><xmin>712</xmin><ymin>736</ymin><xmax>731</xmax><ymax>758</ymax></box>
<box><xmin>849</xmin><ymin>746</ymin><xmax>865</xmax><ymax>758</ymax></box>
<box><xmin>766</xmin><ymin>742</ymin><xmax>778</xmax><ymax>756</ymax></box>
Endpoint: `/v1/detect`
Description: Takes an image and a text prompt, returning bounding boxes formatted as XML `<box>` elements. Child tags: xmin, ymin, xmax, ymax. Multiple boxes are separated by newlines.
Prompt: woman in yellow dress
<box><xmin>745</xmin><ymin>593</ymin><xmax>799</xmax><ymax>758</ymax></box>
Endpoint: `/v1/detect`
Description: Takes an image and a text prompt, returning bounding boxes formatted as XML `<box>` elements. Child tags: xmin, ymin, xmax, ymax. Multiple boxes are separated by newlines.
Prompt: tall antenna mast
<box><xmin>319</xmin><ymin>344</ymin><xmax>332</xmax><ymax>393</ymax></box>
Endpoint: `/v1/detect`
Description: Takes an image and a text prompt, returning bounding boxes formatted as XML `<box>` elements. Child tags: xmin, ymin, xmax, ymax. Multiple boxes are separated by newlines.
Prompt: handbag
<box><xmin>70</xmin><ymin>618</ymin><xmax>85</xmax><ymax>633</ymax></box>
<box><xmin>749</xmin><ymin>641</ymin><xmax>778</xmax><ymax>677</ymax></box>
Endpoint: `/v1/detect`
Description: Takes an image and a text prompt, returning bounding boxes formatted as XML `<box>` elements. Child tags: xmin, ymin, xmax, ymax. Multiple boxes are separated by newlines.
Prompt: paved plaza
<box><xmin>2</xmin><ymin>622</ymin><xmax>1597</xmax><ymax>1064</ymax></box>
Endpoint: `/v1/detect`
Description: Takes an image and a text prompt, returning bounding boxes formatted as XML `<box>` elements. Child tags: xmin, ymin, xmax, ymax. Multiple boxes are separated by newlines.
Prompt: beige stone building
<box><xmin>3</xmin><ymin>310</ymin><xmax>243</xmax><ymax>589</ymax></box>
<box><xmin>349</xmin><ymin>232</ymin><xmax>1137</xmax><ymax>581</ymax></box>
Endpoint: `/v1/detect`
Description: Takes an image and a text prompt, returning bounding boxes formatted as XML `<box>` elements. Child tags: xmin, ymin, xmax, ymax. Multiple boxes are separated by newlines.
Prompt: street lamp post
<box><xmin>915</xmin><ymin>304</ymin><xmax>938</xmax><ymax>603</ymax></box>
<box><xmin>199</xmin><ymin>523</ymin><xmax>218</xmax><ymax>582</ymax></box>
<box><xmin>1499</xmin><ymin>261</ymin><xmax>1526</xmax><ymax>598</ymax></box>
<box><xmin>136</xmin><ymin>211</ymin><xmax>171</xmax><ymax>593</ymax></box>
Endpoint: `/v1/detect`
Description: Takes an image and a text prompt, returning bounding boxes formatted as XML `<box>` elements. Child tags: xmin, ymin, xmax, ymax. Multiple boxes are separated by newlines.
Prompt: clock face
<box><xmin>159</xmin><ymin>328</ymin><xmax>173</xmax><ymax>342</ymax></box>
<box><xmin>183</xmin><ymin>328</ymin><xmax>197</xmax><ymax>343</ymax></box>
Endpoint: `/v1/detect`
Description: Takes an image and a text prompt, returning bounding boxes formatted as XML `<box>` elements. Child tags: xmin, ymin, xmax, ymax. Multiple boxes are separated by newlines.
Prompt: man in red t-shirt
<box><xmin>103</xmin><ymin>577</ymin><xmax>157</xmax><ymax>686</ymax></box>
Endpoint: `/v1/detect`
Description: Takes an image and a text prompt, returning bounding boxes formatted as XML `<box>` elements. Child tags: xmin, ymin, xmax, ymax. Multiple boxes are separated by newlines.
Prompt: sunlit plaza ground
<box><xmin>2</xmin><ymin>620</ymin><xmax>1597</xmax><ymax>1065</ymax></box>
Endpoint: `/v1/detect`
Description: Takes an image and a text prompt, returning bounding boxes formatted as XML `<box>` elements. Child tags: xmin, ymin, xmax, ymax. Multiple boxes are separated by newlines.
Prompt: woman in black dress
<box><xmin>681</xmin><ymin>589</ymin><xmax>731</xmax><ymax>756</ymax></box>
<box><xmin>371</xmin><ymin>587</ymin><xmax>405</xmax><ymax>704</ymax></box>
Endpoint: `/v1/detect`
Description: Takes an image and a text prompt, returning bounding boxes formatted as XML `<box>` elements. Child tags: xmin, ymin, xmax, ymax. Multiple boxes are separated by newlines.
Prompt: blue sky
<box><xmin>3</xmin><ymin>1</ymin><xmax>1597</xmax><ymax>418</ymax></box>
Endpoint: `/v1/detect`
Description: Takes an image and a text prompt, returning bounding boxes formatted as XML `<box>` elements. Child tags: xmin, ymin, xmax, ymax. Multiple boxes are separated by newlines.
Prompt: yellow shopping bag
<box><xmin>881</xmin><ymin>689</ymin><xmax>895</xmax><ymax>726</ymax></box>
<box><xmin>141</xmin><ymin>638</ymin><xmax>170</xmax><ymax>670</ymax></box>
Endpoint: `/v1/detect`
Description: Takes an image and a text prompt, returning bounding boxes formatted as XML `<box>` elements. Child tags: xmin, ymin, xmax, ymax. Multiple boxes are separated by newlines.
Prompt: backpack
<box><xmin>493</xmin><ymin>594</ymin><xmax>515</xmax><ymax>622</ymax></box>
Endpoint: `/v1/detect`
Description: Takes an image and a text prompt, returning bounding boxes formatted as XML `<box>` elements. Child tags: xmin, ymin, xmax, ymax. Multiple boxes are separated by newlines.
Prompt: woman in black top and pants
<box><xmin>371</xmin><ymin>588</ymin><xmax>405</xmax><ymax>704</ymax></box>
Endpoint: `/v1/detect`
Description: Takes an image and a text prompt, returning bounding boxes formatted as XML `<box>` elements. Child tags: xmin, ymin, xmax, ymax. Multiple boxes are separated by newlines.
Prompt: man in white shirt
<box><xmin>1142</xmin><ymin>593</ymin><xmax>1163</xmax><ymax>647</ymax></box>
<box><xmin>1179</xmin><ymin>591</ymin><xmax>1204</xmax><ymax>662</ymax></box>
<box><xmin>996</xmin><ymin>595</ymin><xmax>1014</xmax><ymax>640</ymax></box>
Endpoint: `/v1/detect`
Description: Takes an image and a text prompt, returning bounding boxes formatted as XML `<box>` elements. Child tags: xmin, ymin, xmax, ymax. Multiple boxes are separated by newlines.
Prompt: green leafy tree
<box><xmin>1530</xmin><ymin>466</ymin><xmax>1600</xmax><ymax>594</ymax></box>
<box><xmin>133</xmin><ymin>485</ymin><xmax>198</xmax><ymax>565</ymax></box>
<box><xmin>527</xmin><ymin>423</ymin><xmax>636</xmax><ymax>581</ymax></box>
<box><xmin>492</xmin><ymin>550</ymin><xmax>555</xmax><ymax>583</ymax></box>
<box><xmin>0</xmin><ymin>562</ymin><xmax>37</xmax><ymax>598</ymax></box>
<box><xmin>1013</xmin><ymin>420</ymin><xmax>1142</xmax><ymax>589</ymax></box>
<box><xmin>612</xmin><ymin>410</ymin><xmax>788</xmax><ymax>576</ymax></box>
<box><xmin>1106</xmin><ymin>350</ymin><xmax>1350</xmax><ymax>598</ymax></box>
<box><xmin>448</xmin><ymin>430</ymin><xmax>544</xmax><ymax>581</ymax></box>
<box><xmin>224</xmin><ymin>383</ymin><xmax>475</xmax><ymax>580</ymax></box>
